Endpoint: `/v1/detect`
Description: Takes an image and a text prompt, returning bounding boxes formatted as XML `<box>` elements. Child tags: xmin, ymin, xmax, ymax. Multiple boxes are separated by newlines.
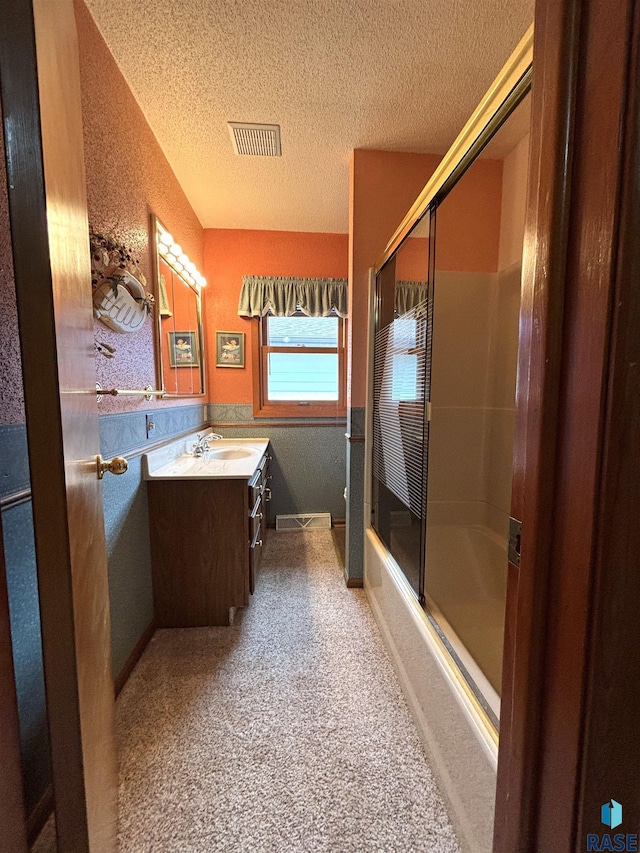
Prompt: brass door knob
<box><xmin>97</xmin><ymin>455</ymin><xmax>128</xmax><ymax>479</ymax></box>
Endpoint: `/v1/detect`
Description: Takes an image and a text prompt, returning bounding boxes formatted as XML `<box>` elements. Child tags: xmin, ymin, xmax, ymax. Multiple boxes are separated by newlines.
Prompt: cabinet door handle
<box><xmin>265</xmin><ymin>488</ymin><xmax>272</xmax><ymax>501</ymax></box>
<box><xmin>258</xmin><ymin>539</ymin><xmax>263</xmax><ymax>547</ymax></box>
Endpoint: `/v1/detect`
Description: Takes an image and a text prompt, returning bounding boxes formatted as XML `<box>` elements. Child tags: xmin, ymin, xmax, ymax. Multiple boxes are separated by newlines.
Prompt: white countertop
<box><xmin>142</xmin><ymin>432</ymin><xmax>269</xmax><ymax>481</ymax></box>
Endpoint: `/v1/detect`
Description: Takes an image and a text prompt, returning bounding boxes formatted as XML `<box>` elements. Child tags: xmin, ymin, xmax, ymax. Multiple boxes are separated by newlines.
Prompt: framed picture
<box><xmin>168</xmin><ymin>330</ymin><xmax>199</xmax><ymax>367</ymax></box>
<box><xmin>158</xmin><ymin>271</ymin><xmax>173</xmax><ymax>317</ymax></box>
<box><xmin>216</xmin><ymin>331</ymin><xmax>245</xmax><ymax>368</ymax></box>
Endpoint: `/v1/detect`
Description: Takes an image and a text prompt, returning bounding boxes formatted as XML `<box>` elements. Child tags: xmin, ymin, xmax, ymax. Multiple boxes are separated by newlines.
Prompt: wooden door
<box><xmin>494</xmin><ymin>0</ymin><xmax>640</xmax><ymax>848</ymax></box>
<box><xmin>0</xmin><ymin>1</ymin><xmax>117</xmax><ymax>850</ymax></box>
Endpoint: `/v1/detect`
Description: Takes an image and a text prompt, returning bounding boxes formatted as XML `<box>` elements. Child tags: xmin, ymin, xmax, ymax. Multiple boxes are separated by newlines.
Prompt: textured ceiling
<box><xmin>85</xmin><ymin>0</ymin><xmax>534</xmax><ymax>233</ymax></box>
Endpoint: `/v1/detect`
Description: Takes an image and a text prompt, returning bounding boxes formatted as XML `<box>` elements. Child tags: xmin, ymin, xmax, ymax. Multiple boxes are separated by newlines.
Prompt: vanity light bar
<box><xmin>157</xmin><ymin>227</ymin><xmax>207</xmax><ymax>287</ymax></box>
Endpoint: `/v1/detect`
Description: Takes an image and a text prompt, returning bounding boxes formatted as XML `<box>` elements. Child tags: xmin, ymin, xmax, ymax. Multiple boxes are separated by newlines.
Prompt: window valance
<box><xmin>395</xmin><ymin>281</ymin><xmax>429</xmax><ymax>318</ymax></box>
<box><xmin>238</xmin><ymin>276</ymin><xmax>348</xmax><ymax>318</ymax></box>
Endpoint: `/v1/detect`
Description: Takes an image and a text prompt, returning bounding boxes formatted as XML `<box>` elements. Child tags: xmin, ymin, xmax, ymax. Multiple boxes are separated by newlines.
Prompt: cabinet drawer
<box><xmin>250</xmin><ymin>499</ymin><xmax>264</xmax><ymax>542</ymax></box>
<box><xmin>249</xmin><ymin>522</ymin><xmax>263</xmax><ymax>594</ymax></box>
<box><xmin>250</xmin><ymin>520</ymin><xmax>263</xmax><ymax>550</ymax></box>
<box><xmin>262</xmin><ymin>453</ymin><xmax>272</xmax><ymax>502</ymax></box>
<box><xmin>249</xmin><ymin>457</ymin><xmax>266</xmax><ymax>506</ymax></box>
<box><xmin>248</xmin><ymin>448</ymin><xmax>270</xmax><ymax>596</ymax></box>
<box><xmin>249</xmin><ymin>451</ymin><xmax>272</xmax><ymax>506</ymax></box>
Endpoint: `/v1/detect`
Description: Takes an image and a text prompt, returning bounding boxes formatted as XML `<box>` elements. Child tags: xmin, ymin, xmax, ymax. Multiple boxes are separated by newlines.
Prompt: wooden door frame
<box><xmin>0</xmin><ymin>1</ymin><xmax>117</xmax><ymax>849</ymax></box>
<box><xmin>577</xmin><ymin>0</ymin><xmax>640</xmax><ymax>835</ymax></box>
<box><xmin>495</xmin><ymin>0</ymin><xmax>640</xmax><ymax>848</ymax></box>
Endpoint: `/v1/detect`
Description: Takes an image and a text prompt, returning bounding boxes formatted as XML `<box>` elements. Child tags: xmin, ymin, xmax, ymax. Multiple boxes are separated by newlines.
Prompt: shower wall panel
<box><xmin>483</xmin><ymin>262</ymin><xmax>521</xmax><ymax>535</ymax></box>
<box><xmin>425</xmin><ymin>262</ymin><xmax>520</xmax><ymax>697</ymax></box>
<box><xmin>427</xmin><ymin>270</ymin><xmax>497</xmax><ymax>529</ymax></box>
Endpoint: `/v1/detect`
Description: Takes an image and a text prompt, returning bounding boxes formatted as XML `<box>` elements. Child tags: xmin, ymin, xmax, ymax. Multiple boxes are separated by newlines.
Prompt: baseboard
<box><xmin>27</xmin><ymin>785</ymin><xmax>54</xmax><ymax>846</ymax></box>
<box><xmin>343</xmin><ymin>566</ymin><xmax>363</xmax><ymax>588</ymax></box>
<box><xmin>114</xmin><ymin>618</ymin><xmax>156</xmax><ymax>697</ymax></box>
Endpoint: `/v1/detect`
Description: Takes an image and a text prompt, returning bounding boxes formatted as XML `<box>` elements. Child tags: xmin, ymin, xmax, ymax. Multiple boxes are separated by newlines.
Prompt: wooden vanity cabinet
<box><xmin>148</xmin><ymin>448</ymin><xmax>271</xmax><ymax>627</ymax></box>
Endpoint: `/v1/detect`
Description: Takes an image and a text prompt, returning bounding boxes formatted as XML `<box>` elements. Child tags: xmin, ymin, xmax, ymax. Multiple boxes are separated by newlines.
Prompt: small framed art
<box><xmin>168</xmin><ymin>331</ymin><xmax>199</xmax><ymax>367</ymax></box>
<box><xmin>216</xmin><ymin>331</ymin><xmax>245</xmax><ymax>368</ymax></box>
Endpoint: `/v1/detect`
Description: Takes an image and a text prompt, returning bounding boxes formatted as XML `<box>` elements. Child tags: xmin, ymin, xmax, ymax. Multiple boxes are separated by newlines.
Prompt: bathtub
<box><xmin>423</xmin><ymin>521</ymin><xmax>508</xmax><ymax>718</ymax></box>
<box><xmin>362</xmin><ymin>271</ymin><xmax>500</xmax><ymax>851</ymax></box>
<box><xmin>364</xmin><ymin>525</ymin><xmax>499</xmax><ymax>853</ymax></box>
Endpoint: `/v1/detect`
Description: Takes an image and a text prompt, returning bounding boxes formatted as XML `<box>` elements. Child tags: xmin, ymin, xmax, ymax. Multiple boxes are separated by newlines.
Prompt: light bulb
<box><xmin>187</xmin><ymin>262</ymin><xmax>196</xmax><ymax>273</ymax></box>
<box><xmin>170</xmin><ymin>243</ymin><xmax>182</xmax><ymax>256</ymax></box>
<box><xmin>161</xmin><ymin>231</ymin><xmax>173</xmax><ymax>246</ymax></box>
<box><xmin>174</xmin><ymin>262</ymin><xmax>184</xmax><ymax>272</ymax></box>
<box><xmin>198</xmin><ymin>276</ymin><xmax>207</xmax><ymax>287</ymax></box>
<box><xmin>179</xmin><ymin>253</ymin><xmax>189</xmax><ymax>265</ymax></box>
<box><xmin>158</xmin><ymin>242</ymin><xmax>169</xmax><ymax>255</ymax></box>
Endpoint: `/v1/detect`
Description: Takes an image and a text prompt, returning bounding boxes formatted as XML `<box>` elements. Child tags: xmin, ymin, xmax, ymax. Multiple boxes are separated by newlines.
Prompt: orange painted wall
<box><xmin>204</xmin><ymin>230</ymin><xmax>348</xmax><ymax>404</ymax></box>
<box><xmin>350</xmin><ymin>150</ymin><xmax>441</xmax><ymax>409</ymax></box>
<box><xmin>436</xmin><ymin>158</ymin><xmax>503</xmax><ymax>272</ymax></box>
<box><xmin>395</xmin><ymin>238</ymin><xmax>429</xmax><ymax>281</ymax></box>
<box><xmin>349</xmin><ymin>149</ymin><xmax>503</xmax><ymax>408</ymax></box>
<box><xmin>75</xmin><ymin>0</ymin><xmax>204</xmax><ymax>413</ymax></box>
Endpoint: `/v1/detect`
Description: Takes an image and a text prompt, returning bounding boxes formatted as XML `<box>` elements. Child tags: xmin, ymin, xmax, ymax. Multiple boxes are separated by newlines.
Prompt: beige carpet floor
<box><xmin>115</xmin><ymin>529</ymin><xmax>460</xmax><ymax>852</ymax></box>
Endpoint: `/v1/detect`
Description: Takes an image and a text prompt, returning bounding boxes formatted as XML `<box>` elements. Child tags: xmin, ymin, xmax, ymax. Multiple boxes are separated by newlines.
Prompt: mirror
<box><xmin>152</xmin><ymin>216</ymin><xmax>206</xmax><ymax>396</ymax></box>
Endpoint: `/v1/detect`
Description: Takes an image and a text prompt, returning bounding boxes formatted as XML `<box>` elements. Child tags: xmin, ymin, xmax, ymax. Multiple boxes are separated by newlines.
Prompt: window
<box><xmin>252</xmin><ymin>311</ymin><xmax>346</xmax><ymax>417</ymax></box>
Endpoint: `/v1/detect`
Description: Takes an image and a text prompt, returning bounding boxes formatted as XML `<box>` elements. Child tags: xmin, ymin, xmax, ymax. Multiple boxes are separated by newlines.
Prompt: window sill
<box><xmin>253</xmin><ymin>402</ymin><xmax>347</xmax><ymax>419</ymax></box>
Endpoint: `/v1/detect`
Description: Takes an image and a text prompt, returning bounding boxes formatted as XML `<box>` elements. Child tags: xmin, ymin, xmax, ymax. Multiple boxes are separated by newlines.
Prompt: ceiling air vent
<box><xmin>228</xmin><ymin>122</ymin><xmax>282</xmax><ymax>157</ymax></box>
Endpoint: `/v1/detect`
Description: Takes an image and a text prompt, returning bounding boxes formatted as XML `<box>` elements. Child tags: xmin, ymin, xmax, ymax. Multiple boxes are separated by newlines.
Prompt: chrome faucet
<box><xmin>192</xmin><ymin>432</ymin><xmax>223</xmax><ymax>456</ymax></box>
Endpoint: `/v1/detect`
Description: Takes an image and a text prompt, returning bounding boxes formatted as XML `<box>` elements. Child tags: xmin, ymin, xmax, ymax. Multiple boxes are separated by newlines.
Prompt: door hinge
<box><xmin>508</xmin><ymin>516</ymin><xmax>522</xmax><ymax>567</ymax></box>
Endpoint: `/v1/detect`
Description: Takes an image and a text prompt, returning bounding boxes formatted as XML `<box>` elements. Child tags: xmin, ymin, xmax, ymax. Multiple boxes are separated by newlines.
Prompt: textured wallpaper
<box><xmin>0</xmin><ymin>107</ymin><xmax>25</xmax><ymax>426</ymax></box>
<box><xmin>75</xmin><ymin>0</ymin><xmax>205</xmax><ymax>413</ymax></box>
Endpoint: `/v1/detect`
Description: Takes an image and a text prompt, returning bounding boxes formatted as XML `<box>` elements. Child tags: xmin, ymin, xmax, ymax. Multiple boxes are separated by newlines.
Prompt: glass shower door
<box><xmin>423</xmin><ymin>94</ymin><xmax>530</xmax><ymax>715</ymax></box>
<box><xmin>371</xmin><ymin>213</ymin><xmax>433</xmax><ymax>599</ymax></box>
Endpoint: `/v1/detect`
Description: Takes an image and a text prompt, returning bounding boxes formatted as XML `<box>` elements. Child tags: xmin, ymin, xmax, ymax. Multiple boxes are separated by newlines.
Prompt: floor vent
<box><xmin>276</xmin><ymin>513</ymin><xmax>331</xmax><ymax>531</ymax></box>
<box><xmin>228</xmin><ymin>122</ymin><xmax>282</xmax><ymax>156</ymax></box>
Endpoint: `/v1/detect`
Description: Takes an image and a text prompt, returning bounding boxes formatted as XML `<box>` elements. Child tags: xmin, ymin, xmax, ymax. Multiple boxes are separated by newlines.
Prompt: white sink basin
<box><xmin>208</xmin><ymin>447</ymin><xmax>255</xmax><ymax>460</ymax></box>
<box><xmin>143</xmin><ymin>435</ymin><xmax>269</xmax><ymax>480</ymax></box>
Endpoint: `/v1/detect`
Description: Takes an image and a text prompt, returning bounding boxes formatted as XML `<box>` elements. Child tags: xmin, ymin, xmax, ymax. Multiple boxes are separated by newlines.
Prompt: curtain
<box><xmin>238</xmin><ymin>276</ymin><xmax>348</xmax><ymax>318</ymax></box>
<box><xmin>394</xmin><ymin>281</ymin><xmax>429</xmax><ymax>318</ymax></box>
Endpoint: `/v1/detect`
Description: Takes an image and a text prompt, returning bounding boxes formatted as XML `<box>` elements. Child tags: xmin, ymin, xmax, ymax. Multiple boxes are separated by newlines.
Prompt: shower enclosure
<box><xmin>365</xmin><ymin>29</ymin><xmax>533</xmax><ymax>849</ymax></box>
<box><xmin>372</xmin><ymin>92</ymin><xmax>530</xmax><ymax>725</ymax></box>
